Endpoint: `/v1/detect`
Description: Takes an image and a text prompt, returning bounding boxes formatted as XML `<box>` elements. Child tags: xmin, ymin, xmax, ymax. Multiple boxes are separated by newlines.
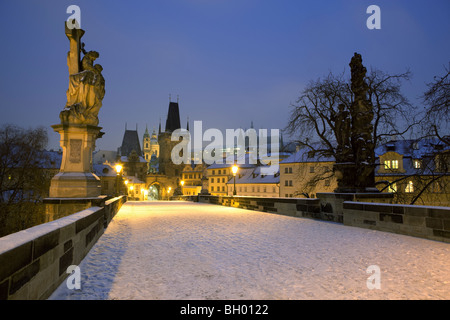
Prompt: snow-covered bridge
<box><xmin>50</xmin><ymin>201</ymin><xmax>450</xmax><ymax>300</ymax></box>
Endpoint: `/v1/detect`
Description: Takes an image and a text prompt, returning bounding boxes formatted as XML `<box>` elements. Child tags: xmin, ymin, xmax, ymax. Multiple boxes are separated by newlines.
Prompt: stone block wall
<box><xmin>190</xmin><ymin>195</ymin><xmax>321</xmax><ymax>220</ymax></box>
<box><xmin>0</xmin><ymin>196</ymin><xmax>126</xmax><ymax>300</ymax></box>
<box><xmin>343</xmin><ymin>201</ymin><xmax>450</xmax><ymax>243</ymax></box>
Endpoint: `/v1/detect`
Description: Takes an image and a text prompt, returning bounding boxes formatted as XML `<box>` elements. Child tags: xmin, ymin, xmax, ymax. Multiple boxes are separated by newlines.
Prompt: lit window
<box><xmin>384</xmin><ymin>160</ymin><xmax>391</xmax><ymax>169</ymax></box>
<box><xmin>405</xmin><ymin>181</ymin><xmax>414</xmax><ymax>193</ymax></box>
<box><xmin>392</xmin><ymin>160</ymin><xmax>399</xmax><ymax>169</ymax></box>
<box><xmin>414</xmin><ymin>160</ymin><xmax>421</xmax><ymax>169</ymax></box>
<box><xmin>388</xmin><ymin>182</ymin><xmax>397</xmax><ymax>193</ymax></box>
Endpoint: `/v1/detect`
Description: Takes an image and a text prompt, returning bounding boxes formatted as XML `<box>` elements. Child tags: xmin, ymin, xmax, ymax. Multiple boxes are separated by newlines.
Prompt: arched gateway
<box><xmin>146</xmin><ymin>174</ymin><xmax>180</xmax><ymax>200</ymax></box>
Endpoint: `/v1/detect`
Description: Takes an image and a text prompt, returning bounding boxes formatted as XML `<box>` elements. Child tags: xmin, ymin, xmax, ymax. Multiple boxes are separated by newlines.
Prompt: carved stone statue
<box><xmin>334</xmin><ymin>104</ymin><xmax>352</xmax><ymax>163</ymax></box>
<box><xmin>334</xmin><ymin>53</ymin><xmax>377</xmax><ymax>193</ymax></box>
<box><xmin>59</xmin><ymin>22</ymin><xmax>105</xmax><ymax>126</ymax></box>
<box><xmin>48</xmin><ymin>22</ymin><xmax>105</xmax><ymax>199</ymax></box>
<box><xmin>349</xmin><ymin>53</ymin><xmax>376</xmax><ymax>191</ymax></box>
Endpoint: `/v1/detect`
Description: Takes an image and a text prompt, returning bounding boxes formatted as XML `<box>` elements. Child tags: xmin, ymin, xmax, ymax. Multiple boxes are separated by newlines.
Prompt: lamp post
<box><xmin>180</xmin><ymin>180</ymin><xmax>185</xmax><ymax>196</ymax></box>
<box><xmin>232</xmin><ymin>165</ymin><xmax>238</xmax><ymax>196</ymax></box>
<box><xmin>115</xmin><ymin>164</ymin><xmax>123</xmax><ymax>196</ymax></box>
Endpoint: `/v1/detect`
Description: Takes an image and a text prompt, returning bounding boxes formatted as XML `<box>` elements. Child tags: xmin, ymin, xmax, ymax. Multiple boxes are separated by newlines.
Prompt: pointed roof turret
<box><xmin>165</xmin><ymin>101</ymin><xmax>181</xmax><ymax>133</ymax></box>
<box><xmin>143</xmin><ymin>124</ymin><xmax>150</xmax><ymax>139</ymax></box>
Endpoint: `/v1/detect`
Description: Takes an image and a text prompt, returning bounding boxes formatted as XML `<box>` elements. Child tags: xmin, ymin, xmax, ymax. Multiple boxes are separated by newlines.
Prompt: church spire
<box><xmin>158</xmin><ymin>118</ymin><xmax>161</xmax><ymax>134</ymax></box>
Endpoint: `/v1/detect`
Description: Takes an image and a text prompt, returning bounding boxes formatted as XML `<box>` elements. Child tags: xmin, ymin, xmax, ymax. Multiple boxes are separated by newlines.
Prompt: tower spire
<box><xmin>186</xmin><ymin>116</ymin><xmax>189</xmax><ymax>131</ymax></box>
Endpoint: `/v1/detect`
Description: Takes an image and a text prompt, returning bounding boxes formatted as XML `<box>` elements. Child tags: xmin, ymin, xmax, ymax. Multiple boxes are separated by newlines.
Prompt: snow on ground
<box><xmin>49</xmin><ymin>201</ymin><xmax>450</xmax><ymax>300</ymax></box>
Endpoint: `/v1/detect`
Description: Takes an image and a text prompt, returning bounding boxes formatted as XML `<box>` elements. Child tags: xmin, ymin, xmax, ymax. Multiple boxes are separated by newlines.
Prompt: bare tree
<box><xmin>286</xmin><ymin>68</ymin><xmax>415</xmax><ymax>159</ymax></box>
<box><xmin>285</xmin><ymin>62</ymin><xmax>416</xmax><ymax>197</ymax></box>
<box><xmin>421</xmin><ymin>63</ymin><xmax>450</xmax><ymax>146</ymax></box>
<box><xmin>0</xmin><ymin>124</ymin><xmax>50</xmax><ymax>236</ymax></box>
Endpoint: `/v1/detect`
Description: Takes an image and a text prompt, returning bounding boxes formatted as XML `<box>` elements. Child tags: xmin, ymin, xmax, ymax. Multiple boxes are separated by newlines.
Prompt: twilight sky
<box><xmin>0</xmin><ymin>0</ymin><xmax>449</xmax><ymax>151</ymax></box>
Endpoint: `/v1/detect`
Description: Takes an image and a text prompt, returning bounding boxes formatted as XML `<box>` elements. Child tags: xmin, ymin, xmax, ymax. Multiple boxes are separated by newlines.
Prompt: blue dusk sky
<box><xmin>0</xmin><ymin>0</ymin><xmax>449</xmax><ymax>151</ymax></box>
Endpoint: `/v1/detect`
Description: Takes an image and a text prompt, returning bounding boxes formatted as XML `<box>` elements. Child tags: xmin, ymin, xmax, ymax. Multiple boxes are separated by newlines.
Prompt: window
<box><xmin>385</xmin><ymin>160</ymin><xmax>399</xmax><ymax>169</ymax></box>
<box><xmin>388</xmin><ymin>182</ymin><xmax>397</xmax><ymax>193</ymax></box>
<box><xmin>289</xmin><ymin>180</ymin><xmax>293</xmax><ymax>186</ymax></box>
<box><xmin>272</xmin><ymin>187</ymin><xmax>276</xmax><ymax>193</ymax></box>
<box><xmin>211</xmin><ymin>186</ymin><xmax>214</xmax><ymax>191</ymax></box>
<box><xmin>432</xmin><ymin>181</ymin><xmax>442</xmax><ymax>193</ymax></box>
<box><xmin>212</xmin><ymin>170</ymin><xmax>215</xmax><ymax>175</ymax></box>
<box><xmin>285</xmin><ymin>167</ymin><xmax>289</xmax><ymax>173</ymax></box>
<box><xmin>211</xmin><ymin>178</ymin><xmax>214</xmax><ymax>183</ymax></box>
<box><xmin>405</xmin><ymin>181</ymin><xmax>414</xmax><ymax>193</ymax></box>
<box><xmin>218</xmin><ymin>169</ymin><xmax>221</xmax><ymax>174</ymax></box>
<box><xmin>392</xmin><ymin>160</ymin><xmax>399</xmax><ymax>169</ymax></box>
<box><xmin>414</xmin><ymin>160</ymin><xmax>421</xmax><ymax>169</ymax></box>
<box><xmin>257</xmin><ymin>186</ymin><xmax>260</xmax><ymax>192</ymax></box>
<box><xmin>223</xmin><ymin>170</ymin><xmax>227</xmax><ymax>175</ymax></box>
<box><xmin>222</xmin><ymin>178</ymin><xmax>225</xmax><ymax>183</ymax></box>
<box><xmin>222</xmin><ymin>186</ymin><xmax>225</xmax><ymax>191</ymax></box>
<box><xmin>263</xmin><ymin>187</ymin><xmax>266</xmax><ymax>193</ymax></box>
<box><xmin>285</xmin><ymin>180</ymin><xmax>289</xmax><ymax>186</ymax></box>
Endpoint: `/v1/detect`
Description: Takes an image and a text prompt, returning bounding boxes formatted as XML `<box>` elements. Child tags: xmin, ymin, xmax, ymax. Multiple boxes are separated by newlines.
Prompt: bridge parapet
<box><xmin>0</xmin><ymin>196</ymin><xmax>126</xmax><ymax>300</ymax></box>
<box><xmin>182</xmin><ymin>194</ymin><xmax>450</xmax><ymax>243</ymax></box>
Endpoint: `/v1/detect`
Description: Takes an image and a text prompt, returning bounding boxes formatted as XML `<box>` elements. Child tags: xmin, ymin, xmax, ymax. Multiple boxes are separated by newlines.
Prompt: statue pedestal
<box><xmin>49</xmin><ymin>123</ymin><xmax>104</xmax><ymax>198</ymax></box>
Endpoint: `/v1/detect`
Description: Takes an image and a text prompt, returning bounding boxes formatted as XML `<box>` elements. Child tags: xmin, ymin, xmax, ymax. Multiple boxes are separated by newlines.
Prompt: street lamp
<box><xmin>180</xmin><ymin>180</ymin><xmax>185</xmax><ymax>196</ymax></box>
<box><xmin>115</xmin><ymin>164</ymin><xmax>123</xmax><ymax>196</ymax></box>
<box><xmin>232</xmin><ymin>165</ymin><xmax>238</xmax><ymax>196</ymax></box>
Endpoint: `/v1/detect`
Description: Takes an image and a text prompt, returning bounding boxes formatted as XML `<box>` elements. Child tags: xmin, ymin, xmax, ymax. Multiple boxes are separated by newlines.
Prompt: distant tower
<box><xmin>143</xmin><ymin>125</ymin><xmax>151</xmax><ymax>162</ymax></box>
<box><xmin>158</xmin><ymin>101</ymin><xmax>183</xmax><ymax>177</ymax></box>
<box><xmin>119</xmin><ymin>125</ymin><xmax>142</xmax><ymax>157</ymax></box>
<box><xmin>150</xmin><ymin>128</ymin><xmax>159</xmax><ymax>158</ymax></box>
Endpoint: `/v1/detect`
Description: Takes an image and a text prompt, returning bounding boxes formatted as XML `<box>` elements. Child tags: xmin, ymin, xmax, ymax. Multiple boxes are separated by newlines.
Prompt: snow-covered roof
<box><xmin>226</xmin><ymin>166</ymin><xmax>280</xmax><ymax>185</ymax></box>
<box><xmin>120</xmin><ymin>155</ymin><xmax>147</xmax><ymax>163</ymax></box>
<box><xmin>280</xmin><ymin>148</ymin><xmax>335</xmax><ymax>164</ymax></box>
<box><xmin>93</xmin><ymin>163</ymin><xmax>117</xmax><ymax>177</ymax></box>
<box><xmin>124</xmin><ymin>175</ymin><xmax>146</xmax><ymax>184</ymax></box>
